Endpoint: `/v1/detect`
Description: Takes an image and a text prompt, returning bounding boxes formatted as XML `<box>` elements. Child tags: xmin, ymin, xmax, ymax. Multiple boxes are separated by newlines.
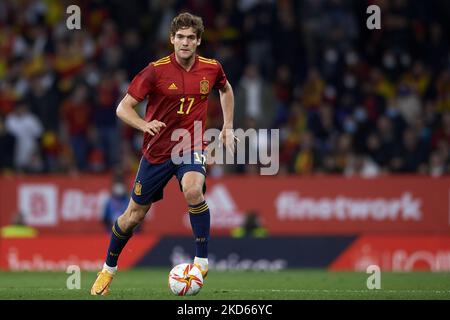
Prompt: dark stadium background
<box><xmin>0</xmin><ymin>0</ymin><xmax>450</xmax><ymax>298</ymax></box>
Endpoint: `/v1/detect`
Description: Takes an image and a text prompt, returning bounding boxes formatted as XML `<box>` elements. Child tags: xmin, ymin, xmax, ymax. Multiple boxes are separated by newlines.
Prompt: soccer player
<box><xmin>91</xmin><ymin>12</ymin><xmax>236</xmax><ymax>295</ymax></box>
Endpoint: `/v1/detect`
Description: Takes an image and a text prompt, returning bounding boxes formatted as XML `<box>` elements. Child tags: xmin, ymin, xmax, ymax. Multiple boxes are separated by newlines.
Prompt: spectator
<box><xmin>94</xmin><ymin>72</ymin><xmax>120</xmax><ymax>168</ymax></box>
<box><xmin>344</xmin><ymin>152</ymin><xmax>380</xmax><ymax>178</ymax></box>
<box><xmin>102</xmin><ymin>180</ymin><xmax>129</xmax><ymax>232</ymax></box>
<box><xmin>0</xmin><ymin>0</ymin><xmax>448</xmax><ymax>176</ymax></box>
<box><xmin>235</xmin><ymin>64</ymin><xmax>275</xmax><ymax>128</ymax></box>
<box><xmin>428</xmin><ymin>151</ymin><xmax>447</xmax><ymax>177</ymax></box>
<box><xmin>5</xmin><ymin>101</ymin><xmax>43</xmax><ymax>172</ymax></box>
<box><xmin>231</xmin><ymin>210</ymin><xmax>268</xmax><ymax>238</ymax></box>
<box><xmin>0</xmin><ymin>116</ymin><xmax>16</xmax><ymax>172</ymax></box>
<box><xmin>1</xmin><ymin>211</ymin><xmax>38</xmax><ymax>238</ymax></box>
<box><xmin>60</xmin><ymin>84</ymin><xmax>92</xmax><ymax>171</ymax></box>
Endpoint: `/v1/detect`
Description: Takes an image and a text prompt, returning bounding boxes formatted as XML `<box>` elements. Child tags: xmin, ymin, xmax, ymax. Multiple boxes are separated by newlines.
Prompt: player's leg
<box><xmin>91</xmin><ymin>198</ymin><xmax>150</xmax><ymax>295</ymax></box>
<box><xmin>180</xmin><ymin>171</ymin><xmax>210</xmax><ymax>278</ymax></box>
<box><xmin>105</xmin><ymin>198</ymin><xmax>151</xmax><ymax>270</ymax></box>
<box><xmin>92</xmin><ymin>157</ymin><xmax>174</xmax><ymax>295</ymax></box>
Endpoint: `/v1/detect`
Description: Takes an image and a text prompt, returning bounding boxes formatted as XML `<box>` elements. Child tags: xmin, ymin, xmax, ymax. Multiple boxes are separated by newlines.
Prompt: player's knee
<box><xmin>183</xmin><ymin>186</ymin><xmax>204</xmax><ymax>204</ymax></box>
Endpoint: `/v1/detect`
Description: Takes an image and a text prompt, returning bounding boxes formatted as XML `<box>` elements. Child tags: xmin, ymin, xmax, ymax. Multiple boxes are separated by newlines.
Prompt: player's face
<box><xmin>171</xmin><ymin>27</ymin><xmax>201</xmax><ymax>61</ymax></box>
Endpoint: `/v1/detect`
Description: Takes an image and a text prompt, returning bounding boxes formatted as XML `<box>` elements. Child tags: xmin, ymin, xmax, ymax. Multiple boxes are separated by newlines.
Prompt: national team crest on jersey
<box><xmin>134</xmin><ymin>181</ymin><xmax>142</xmax><ymax>195</ymax></box>
<box><xmin>200</xmin><ymin>79</ymin><xmax>209</xmax><ymax>94</ymax></box>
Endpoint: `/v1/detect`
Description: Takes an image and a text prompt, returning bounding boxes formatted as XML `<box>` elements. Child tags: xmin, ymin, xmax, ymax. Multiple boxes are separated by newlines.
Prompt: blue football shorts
<box><xmin>131</xmin><ymin>150</ymin><xmax>207</xmax><ymax>205</ymax></box>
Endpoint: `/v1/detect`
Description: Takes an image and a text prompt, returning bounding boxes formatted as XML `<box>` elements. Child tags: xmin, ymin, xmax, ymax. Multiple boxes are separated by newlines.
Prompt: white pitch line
<box><xmin>0</xmin><ymin>288</ymin><xmax>449</xmax><ymax>294</ymax></box>
<box><xmin>222</xmin><ymin>289</ymin><xmax>450</xmax><ymax>294</ymax></box>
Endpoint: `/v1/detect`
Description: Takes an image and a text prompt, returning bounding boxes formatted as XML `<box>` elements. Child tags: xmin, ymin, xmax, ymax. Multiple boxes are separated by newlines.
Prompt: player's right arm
<box><xmin>116</xmin><ymin>94</ymin><xmax>166</xmax><ymax>136</ymax></box>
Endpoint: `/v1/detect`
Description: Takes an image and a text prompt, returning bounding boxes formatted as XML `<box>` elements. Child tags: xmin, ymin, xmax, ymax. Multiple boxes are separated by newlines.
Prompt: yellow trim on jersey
<box><xmin>198</xmin><ymin>60</ymin><xmax>218</xmax><ymax>65</ymax></box>
<box><xmin>153</xmin><ymin>60</ymin><xmax>171</xmax><ymax>67</ymax></box>
<box><xmin>155</xmin><ymin>56</ymin><xmax>170</xmax><ymax>63</ymax></box>
<box><xmin>198</xmin><ymin>56</ymin><xmax>216</xmax><ymax>62</ymax></box>
<box><xmin>153</xmin><ymin>56</ymin><xmax>171</xmax><ymax>66</ymax></box>
<box><xmin>198</xmin><ymin>56</ymin><xmax>217</xmax><ymax>65</ymax></box>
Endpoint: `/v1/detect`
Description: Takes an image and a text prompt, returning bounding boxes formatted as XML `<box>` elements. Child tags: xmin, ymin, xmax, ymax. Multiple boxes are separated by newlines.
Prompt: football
<box><xmin>168</xmin><ymin>263</ymin><xmax>204</xmax><ymax>296</ymax></box>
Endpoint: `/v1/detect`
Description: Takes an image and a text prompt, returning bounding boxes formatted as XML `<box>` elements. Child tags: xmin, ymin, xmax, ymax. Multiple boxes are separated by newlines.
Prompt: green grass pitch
<box><xmin>0</xmin><ymin>269</ymin><xmax>449</xmax><ymax>300</ymax></box>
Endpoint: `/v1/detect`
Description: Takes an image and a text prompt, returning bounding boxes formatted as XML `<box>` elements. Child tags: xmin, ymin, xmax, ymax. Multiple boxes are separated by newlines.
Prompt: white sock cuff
<box><xmin>194</xmin><ymin>257</ymin><xmax>208</xmax><ymax>268</ymax></box>
<box><xmin>103</xmin><ymin>263</ymin><xmax>118</xmax><ymax>274</ymax></box>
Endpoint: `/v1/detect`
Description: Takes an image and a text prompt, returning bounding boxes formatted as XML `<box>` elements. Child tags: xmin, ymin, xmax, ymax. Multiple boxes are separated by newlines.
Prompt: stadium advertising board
<box><xmin>2</xmin><ymin>235</ymin><xmax>450</xmax><ymax>271</ymax></box>
<box><xmin>330</xmin><ymin>235</ymin><xmax>450</xmax><ymax>271</ymax></box>
<box><xmin>1</xmin><ymin>176</ymin><xmax>449</xmax><ymax>235</ymax></box>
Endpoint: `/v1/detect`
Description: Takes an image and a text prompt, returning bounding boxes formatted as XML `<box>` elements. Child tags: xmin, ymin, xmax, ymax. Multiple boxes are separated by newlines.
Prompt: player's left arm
<box><xmin>218</xmin><ymin>80</ymin><xmax>237</xmax><ymax>154</ymax></box>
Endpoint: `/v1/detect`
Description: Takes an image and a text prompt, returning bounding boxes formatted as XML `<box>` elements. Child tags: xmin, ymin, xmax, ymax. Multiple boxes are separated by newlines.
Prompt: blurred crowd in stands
<box><xmin>0</xmin><ymin>0</ymin><xmax>449</xmax><ymax>177</ymax></box>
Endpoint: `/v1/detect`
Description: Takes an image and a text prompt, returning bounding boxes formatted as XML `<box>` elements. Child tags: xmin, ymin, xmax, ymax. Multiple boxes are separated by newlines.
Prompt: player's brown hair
<box><xmin>170</xmin><ymin>12</ymin><xmax>204</xmax><ymax>39</ymax></box>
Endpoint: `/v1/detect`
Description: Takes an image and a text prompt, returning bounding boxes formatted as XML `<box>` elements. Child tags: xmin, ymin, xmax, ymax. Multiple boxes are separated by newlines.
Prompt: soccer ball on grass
<box><xmin>168</xmin><ymin>263</ymin><xmax>203</xmax><ymax>296</ymax></box>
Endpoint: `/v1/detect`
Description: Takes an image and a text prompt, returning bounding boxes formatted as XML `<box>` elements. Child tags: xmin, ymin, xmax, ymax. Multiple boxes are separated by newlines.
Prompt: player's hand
<box><xmin>141</xmin><ymin>120</ymin><xmax>166</xmax><ymax>136</ymax></box>
<box><xmin>219</xmin><ymin>128</ymin><xmax>239</xmax><ymax>155</ymax></box>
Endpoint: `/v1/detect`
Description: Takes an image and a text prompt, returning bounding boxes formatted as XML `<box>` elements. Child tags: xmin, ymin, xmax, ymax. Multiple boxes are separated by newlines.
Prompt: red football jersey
<box><xmin>127</xmin><ymin>53</ymin><xmax>227</xmax><ymax>163</ymax></box>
